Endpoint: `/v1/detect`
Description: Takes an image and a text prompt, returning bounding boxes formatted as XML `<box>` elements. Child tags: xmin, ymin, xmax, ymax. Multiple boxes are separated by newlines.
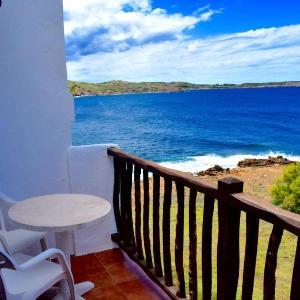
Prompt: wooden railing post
<box><xmin>108</xmin><ymin>148</ymin><xmax>300</xmax><ymax>300</ymax></box>
<box><xmin>264</xmin><ymin>225</ymin><xmax>283</xmax><ymax>300</ymax></box>
<box><xmin>217</xmin><ymin>177</ymin><xmax>244</xmax><ymax>300</ymax></box>
<box><xmin>242</xmin><ymin>213</ymin><xmax>259</xmax><ymax>300</ymax></box>
<box><xmin>175</xmin><ymin>182</ymin><xmax>186</xmax><ymax>298</ymax></box>
<box><xmin>112</xmin><ymin>158</ymin><xmax>121</xmax><ymax>236</ymax></box>
<box><xmin>153</xmin><ymin>173</ymin><xmax>163</xmax><ymax>277</ymax></box>
<box><xmin>163</xmin><ymin>178</ymin><xmax>173</xmax><ymax>287</ymax></box>
<box><xmin>202</xmin><ymin>195</ymin><xmax>215</xmax><ymax>300</ymax></box>
<box><xmin>134</xmin><ymin>166</ymin><xmax>144</xmax><ymax>260</ymax></box>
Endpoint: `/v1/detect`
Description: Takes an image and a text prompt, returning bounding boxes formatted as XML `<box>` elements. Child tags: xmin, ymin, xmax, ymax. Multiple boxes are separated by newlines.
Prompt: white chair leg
<box><xmin>75</xmin><ymin>281</ymin><xmax>94</xmax><ymax>296</ymax></box>
<box><xmin>67</xmin><ymin>276</ymin><xmax>76</xmax><ymax>300</ymax></box>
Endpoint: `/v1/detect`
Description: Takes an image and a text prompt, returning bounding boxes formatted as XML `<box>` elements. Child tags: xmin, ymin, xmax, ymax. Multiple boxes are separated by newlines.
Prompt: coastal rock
<box><xmin>197</xmin><ymin>165</ymin><xmax>230</xmax><ymax>176</ymax></box>
<box><xmin>237</xmin><ymin>156</ymin><xmax>293</xmax><ymax>168</ymax></box>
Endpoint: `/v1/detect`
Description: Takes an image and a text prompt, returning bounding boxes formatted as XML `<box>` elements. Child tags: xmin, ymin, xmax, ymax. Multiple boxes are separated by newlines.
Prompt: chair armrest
<box><xmin>17</xmin><ymin>248</ymin><xmax>70</xmax><ymax>273</ymax></box>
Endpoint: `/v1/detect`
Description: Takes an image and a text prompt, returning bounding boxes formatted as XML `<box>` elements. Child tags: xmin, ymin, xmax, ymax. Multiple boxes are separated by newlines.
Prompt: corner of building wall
<box><xmin>67</xmin><ymin>143</ymin><xmax>120</xmax><ymax>255</ymax></box>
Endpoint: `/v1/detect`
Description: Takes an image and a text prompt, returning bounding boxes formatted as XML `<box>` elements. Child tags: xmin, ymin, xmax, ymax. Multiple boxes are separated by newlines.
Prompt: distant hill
<box><xmin>68</xmin><ymin>80</ymin><xmax>300</xmax><ymax>97</ymax></box>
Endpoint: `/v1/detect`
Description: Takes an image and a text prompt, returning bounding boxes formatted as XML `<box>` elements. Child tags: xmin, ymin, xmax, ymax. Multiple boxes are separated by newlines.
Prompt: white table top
<box><xmin>9</xmin><ymin>194</ymin><xmax>111</xmax><ymax>232</ymax></box>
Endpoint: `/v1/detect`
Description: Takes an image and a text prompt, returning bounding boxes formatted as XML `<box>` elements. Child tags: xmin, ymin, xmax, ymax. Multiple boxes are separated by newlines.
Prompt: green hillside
<box><xmin>68</xmin><ymin>80</ymin><xmax>300</xmax><ymax>97</ymax></box>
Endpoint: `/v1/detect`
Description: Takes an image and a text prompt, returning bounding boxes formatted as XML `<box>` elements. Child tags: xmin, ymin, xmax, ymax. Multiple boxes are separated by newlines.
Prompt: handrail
<box><xmin>107</xmin><ymin>147</ymin><xmax>300</xmax><ymax>300</ymax></box>
<box><xmin>107</xmin><ymin>147</ymin><xmax>218</xmax><ymax>198</ymax></box>
<box><xmin>230</xmin><ymin>192</ymin><xmax>300</xmax><ymax>235</ymax></box>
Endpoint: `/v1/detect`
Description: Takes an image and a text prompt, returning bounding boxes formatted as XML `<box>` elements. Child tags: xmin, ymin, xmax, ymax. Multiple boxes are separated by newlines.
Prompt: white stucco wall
<box><xmin>0</xmin><ymin>0</ymin><xmax>73</xmax><ymax>200</ymax></box>
<box><xmin>0</xmin><ymin>1</ymin><xmax>118</xmax><ymax>255</ymax></box>
<box><xmin>68</xmin><ymin>144</ymin><xmax>118</xmax><ymax>255</ymax></box>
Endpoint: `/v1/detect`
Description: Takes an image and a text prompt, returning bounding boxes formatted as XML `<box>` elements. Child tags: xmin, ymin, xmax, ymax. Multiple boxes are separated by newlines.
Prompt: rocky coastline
<box><xmin>196</xmin><ymin>156</ymin><xmax>294</xmax><ymax>177</ymax></box>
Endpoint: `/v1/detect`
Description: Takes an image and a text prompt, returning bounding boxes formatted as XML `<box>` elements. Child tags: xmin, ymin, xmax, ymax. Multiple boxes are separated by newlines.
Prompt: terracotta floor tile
<box><xmin>85</xmin><ymin>286</ymin><xmax>127</xmax><ymax>300</ymax></box>
<box><xmin>117</xmin><ymin>279</ymin><xmax>162</xmax><ymax>300</ymax></box>
<box><xmin>71</xmin><ymin>254</ymin><xmax>102</xmax><ymax>272</ymax></box>
<box><xmin>71</xmin><ymin>250</ymin><xmax>170</xmax><ymax>300</ymax></box>
<box><xmin>105</xmin><ymin>260</ymin><xmax>138</xmax><ymax>284</ymax></box>
<box><xmin>95</xmin><ymin>248</ymin><xmax>126</xmax><ymax>265</ymax></box>
<box><xmin>74</xmin><ymin>266</ymin><xmax>115</xmax><ymax>289</ymax></box>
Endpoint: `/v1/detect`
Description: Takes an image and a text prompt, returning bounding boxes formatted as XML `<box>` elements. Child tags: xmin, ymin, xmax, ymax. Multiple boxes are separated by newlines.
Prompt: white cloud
<box><xmin>67</xmin><ymin>24</ymin><xmax>300</xmax><ymax>83</ymax></box>
<box><xmin>63</xmin><ymin>0</ymin><xmax>220</xmax><ymax>58</ymax></box>
<box><xmin>63</xmin><ymin>1</ymin><xmax>300</xmax><ymax>83</ymax></box>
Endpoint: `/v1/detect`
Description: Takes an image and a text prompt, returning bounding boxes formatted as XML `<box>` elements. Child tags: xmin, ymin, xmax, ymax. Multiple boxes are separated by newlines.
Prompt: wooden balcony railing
<box><xmin>107</xmin><ymin>147</ymin><xmax>300</xmax><ymax>300</ymax></box>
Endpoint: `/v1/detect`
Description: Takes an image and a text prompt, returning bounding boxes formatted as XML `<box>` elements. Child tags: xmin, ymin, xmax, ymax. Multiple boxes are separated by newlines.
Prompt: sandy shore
<box><xmin>145</xmin><ymin>165</ymin><xmax>285</xmax><ymax>205</ymax></box>
<box><xmin>197</xmin><ymin>165</ymin><xmax>284</xmax><ymax>203</ymax></box>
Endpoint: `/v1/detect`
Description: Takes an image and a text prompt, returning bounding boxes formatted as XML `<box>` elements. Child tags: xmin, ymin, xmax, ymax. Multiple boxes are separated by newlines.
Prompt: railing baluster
<box><xmin>290</xmin><ymin>238</ymin><xmax>300</xmax><ymax>300</ymax></box>
<box><xmin>242</xmin><ymin>213</ymin><xmax>259</xmax><ymax>300</ymax></box>
<box><xmin>217</xmin><ymin>178</ymin><xmax>243</xmax><ymax>300</ymax></box>
<box><xmin>112</xmin><ymin>158</ymin><xmax>121</xmax><ymax>235</ymax></box>
<box><xmin>153</xmin><ymin>173</ymin><xmax>163</xmax><ymax>277</ymax></box>
<box><xmin>143</xmin><ymin>169</ymin><xmax>153</xmax><ymax>268</ymax></box>
<box><xmin>134</xmin><ymin>165</ymin><xmax>144</xmax><ymax>259</ymax></box>
<box><xmin>108</xmin><ymin>149</ymin><xmax>300</xmax><ymax>300</ymax></box>
<box><xmin>120</xmin><ymin>160</ymin><xmax>129</xmax><ymax>244</ymax></box>
<box><xmin>175</xmin><ymin>182</ymin><xmax>186</xmax><ymax>298</ymax></box>
<box><xmin>189</xmin><ymin>188</ymin><xmax>198</xmax><ymax>300</ymax></box>
<box><xmin>126</xmin><ymin>162</ymin><xmax>135</xmax><ymax>250</ymax></box>
<box><xmin>163</xmin><ymin>178</ymin><xmax>173</xmax><ymax>286</ymax></box>
<box><xmin>264</xmin><ymin>225</ymin><xmax>283</xmax><ymax>300</ymax></box>
<box><xmin>202</xmin><ymin>194</ymin><xmax>215</xmax><ymax>300</ymax></box>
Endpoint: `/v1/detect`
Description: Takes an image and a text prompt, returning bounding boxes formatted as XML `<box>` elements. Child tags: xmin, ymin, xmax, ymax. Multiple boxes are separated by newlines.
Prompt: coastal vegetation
<box><xmin>68</xmin><ymin>80</ymin><xmax>300</xmax><ymax>97</ymax></box>
<box><xmin>148</xmin><ymin>159</ymin><xmax>296</xmax><ymax>298</ymax></box>
<box><xmin>271</xmin><ymin>163</ymin><xmax>300</xmax><ymax>213</ymax></box>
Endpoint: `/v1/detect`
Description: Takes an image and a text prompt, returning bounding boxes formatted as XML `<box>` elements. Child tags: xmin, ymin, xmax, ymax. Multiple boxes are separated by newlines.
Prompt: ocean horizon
<box><xmin>73</xmin><ymin>87</ymin><xmax>300</xmax><ymax>172</ymax></box>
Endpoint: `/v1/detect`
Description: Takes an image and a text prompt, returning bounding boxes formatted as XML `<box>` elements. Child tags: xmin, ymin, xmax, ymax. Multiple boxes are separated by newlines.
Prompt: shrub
<box><xmin>271</xmin><ymin>163</ymin><xmax>300</xmax><ymax>213</ymax></box>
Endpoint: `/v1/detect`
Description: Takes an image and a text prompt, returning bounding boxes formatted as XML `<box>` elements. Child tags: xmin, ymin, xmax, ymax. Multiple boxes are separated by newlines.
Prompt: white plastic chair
<box><xmin>0</xmin><ymin>248</ymin><xmax>76</xmax><ymax>300</ymax></box>
<box><xmin>0</xmin><ymin>193</ymin><xmax>48</xmax><ymax>255</ymax></box>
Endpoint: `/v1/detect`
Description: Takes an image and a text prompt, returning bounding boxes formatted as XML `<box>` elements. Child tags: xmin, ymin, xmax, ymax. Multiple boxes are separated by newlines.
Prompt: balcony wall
<box><xmin>0</xmin><ymin>1</ymin><xmax>118</xmax><ymax>256</ymax></box>
<box><xmin>68</xmin><ymin>144</ymin><xmax>118</xmax><ymax>255</ymax></box>
<box><xmin>0</xmin><ymin>0</ymin><xmax>73</xmax><ymax>200</ymax></box>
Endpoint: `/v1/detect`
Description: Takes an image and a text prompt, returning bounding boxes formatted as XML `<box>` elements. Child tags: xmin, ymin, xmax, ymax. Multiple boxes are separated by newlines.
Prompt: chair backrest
<box><xmin>0</xmin><ymin>250</ymin><xmax>15</xmax><ymax>300</ymax></box>
<box><xmin>0</xmin><ymin>210</ymin><xmax>5</xmax><ymax>231</ymax></box>
<box><xmin>0</xmin><ymin>192</ymin><xmax>17</xmax><ymax>231</ymax></box>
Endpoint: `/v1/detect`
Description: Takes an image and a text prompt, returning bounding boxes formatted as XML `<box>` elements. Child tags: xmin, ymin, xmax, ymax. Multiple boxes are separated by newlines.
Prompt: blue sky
<box><xmin>152</xmin><ymin>0</ymin><xmax>300</xmax><ymax>35</ymax></box>
<box><xmin>63</xmin><ymin>0</ymin><xmax>300</xmax><ymax>83</ymax></box>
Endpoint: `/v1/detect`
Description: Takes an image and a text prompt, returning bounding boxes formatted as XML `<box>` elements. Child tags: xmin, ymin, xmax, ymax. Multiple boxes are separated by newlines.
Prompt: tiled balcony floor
<box><xmin>71</xmin><ymin>249</ymin><xmax>170</xmax><ymax>300</ymax></box>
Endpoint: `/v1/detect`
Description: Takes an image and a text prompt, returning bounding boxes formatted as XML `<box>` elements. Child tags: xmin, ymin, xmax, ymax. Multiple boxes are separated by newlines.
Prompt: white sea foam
<box><xmin>160</xmin><ymin>152</ymin><xmax>300</xmax><ymax>174</ymax></box>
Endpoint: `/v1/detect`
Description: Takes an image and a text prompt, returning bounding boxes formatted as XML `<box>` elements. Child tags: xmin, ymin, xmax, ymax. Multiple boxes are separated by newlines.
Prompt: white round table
<box><xmin>8</xmin><ymin>194</ymin><xmax>111</xmax><ymax>300</ymax></box>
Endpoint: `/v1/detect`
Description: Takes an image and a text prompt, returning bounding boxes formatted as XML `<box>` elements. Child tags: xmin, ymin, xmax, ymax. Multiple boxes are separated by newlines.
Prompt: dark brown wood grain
<box><xmin>291</xmin><ymin>238</ymin><xmax>300</xmax><ymax>300</ymax></box>
<box><xmin>230</xmin><ymin>193</ymin><xmax>300</xmax><ymax>235</ymax></box>
<box><xmin>153</xmin><ymin>173</ymin><xmax>163</xmax><ymax>277</ymax></box>
<box><xmin>217</xmin><ymin>178</ymin><xmax>243</xmax><ymax>300</ymax></box>
<box><xmin>134</xmin><ymin>165</ymin><xmax>144</xmax><ymax>260</ymax></box>
<box><xmin>108</xmin><ymin>147</ymin><xmax>217</xmax><ymax>198</ymax></box>
<box><xmin>126</xmin><ymin>162</ymin><xmax>135</xmax><ymax>250</ymax></box>
<box><xmin>264</xmin><ymin>225</ymin><xmax>283</xmax><ymax>300</ymax></box>
<box><xmin>112</xmin><ymin>158</ymin><xmax>121</xmax><ymax>234</ymax></box>
<box><xmin>189</xmin><ymin>188</ymin><xmax>198</xmax><ymax>300</ymax></box>
<box><xmin>108</xmin><ymin>148</ymin><xmax>300</xmax><ymax>300</ymax></box>
<box><xmin>143</xmin><ymin>169</ymin><xmax>153</xmax><ymax>268</ymax></box>
<box><xmin>163</xmin><ymin>178</ymin><xmax>173</xmax><ymax>287</ymax></box>
<box><xmin>175</xmin><ymin>182</ymin><xmax>186</xmax><ymax>298</ymax></box>
<box><xmin>242</xmin><ymin>213</ymin><xmax>259</xmax><ymax>300</ymax></box>
<box><xmin>120</xmin><ymin>160</ymin><xmax>129</xmax><ymax>243</ymax></box>
<box><xmin>202</xmin><ymin>194</ymin><xmax>215</xmax><ymax>300</ymax></box>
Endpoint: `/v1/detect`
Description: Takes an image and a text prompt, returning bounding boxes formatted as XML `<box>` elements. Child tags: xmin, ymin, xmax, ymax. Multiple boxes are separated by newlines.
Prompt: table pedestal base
<box><xmin>54</xmin><ymin>232</ymin><xmax>95</xmax><ymax>299</ymax></box>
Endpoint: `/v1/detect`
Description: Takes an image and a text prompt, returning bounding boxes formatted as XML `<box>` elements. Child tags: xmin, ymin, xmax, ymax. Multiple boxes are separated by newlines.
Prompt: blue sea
<box><xmin>73</xmin><ymin>87</ymin><xmax>300</xmax><ymax>173</ymax></box>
